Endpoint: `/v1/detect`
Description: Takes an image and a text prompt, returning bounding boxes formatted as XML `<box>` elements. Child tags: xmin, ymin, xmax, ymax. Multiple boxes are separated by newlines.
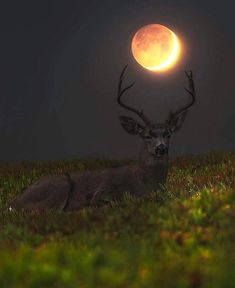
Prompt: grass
<box><xmin>0</xmin><ymin>151</ymin><xmax>235</xmax><ymax>287</ymax></box>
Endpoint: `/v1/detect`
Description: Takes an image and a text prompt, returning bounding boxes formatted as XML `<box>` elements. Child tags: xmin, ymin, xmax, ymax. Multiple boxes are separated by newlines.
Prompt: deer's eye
<box><xmin>163</xmin><ymin>131</ymin><xmax>170</xmax><ymax>138</ymax></box>
<box><xmin>145</xmin><ymin>135</ymin><xmax>152</xmax><ymax>139</ymax></box>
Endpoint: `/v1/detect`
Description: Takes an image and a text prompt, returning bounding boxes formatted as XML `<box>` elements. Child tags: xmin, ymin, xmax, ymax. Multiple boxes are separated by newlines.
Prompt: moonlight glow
<box><xmin>131</xmin><ymin>24</ymin><xmax>181</xmax><ymax>72</ymax></box>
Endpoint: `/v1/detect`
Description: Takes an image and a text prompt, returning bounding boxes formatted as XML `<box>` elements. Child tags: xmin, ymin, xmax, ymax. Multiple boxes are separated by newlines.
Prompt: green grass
<box><xmin>0</xmin><ymin>151</ymin><xmax>235</xmax><ymax>287</ymax></box>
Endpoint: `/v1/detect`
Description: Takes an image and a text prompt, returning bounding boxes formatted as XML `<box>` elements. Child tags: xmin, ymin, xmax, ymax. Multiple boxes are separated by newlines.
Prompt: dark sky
<box><xmin>1</xmin><ymin>0</ymin><xmax>235</xmax><ymax>162</ymax></box>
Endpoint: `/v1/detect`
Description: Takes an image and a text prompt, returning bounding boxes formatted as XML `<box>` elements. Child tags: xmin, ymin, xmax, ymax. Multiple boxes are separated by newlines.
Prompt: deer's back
<box><xmin>67</xmin><ymin>164</ymin><xmax>146</xmax><ymax>210</ymax></box>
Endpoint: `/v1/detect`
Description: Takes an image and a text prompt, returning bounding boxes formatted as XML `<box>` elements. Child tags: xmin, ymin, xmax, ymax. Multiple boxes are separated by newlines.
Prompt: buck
<box><xmin>11</xmin><ymin>65</ymin><xmax>195</xmax><ymax>211</ymax></box>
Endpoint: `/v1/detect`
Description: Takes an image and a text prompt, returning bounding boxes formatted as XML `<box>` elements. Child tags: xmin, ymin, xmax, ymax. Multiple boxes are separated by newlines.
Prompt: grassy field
<box><xmin>0</xmin><ymin>152</ymin><xmax>235</xmax><ymax>288</ymax></box>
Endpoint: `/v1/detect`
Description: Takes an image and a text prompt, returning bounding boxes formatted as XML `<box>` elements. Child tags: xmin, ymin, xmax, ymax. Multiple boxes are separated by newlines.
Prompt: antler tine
<box><xmin>117</xmin><ymin>64</ymin><xmax>151</xmax><ymax>125</ymax></box>
<box><xmin>168</xmin><ymin>70</ymin><xmax>196</xmax><ymax>125</ymax></box>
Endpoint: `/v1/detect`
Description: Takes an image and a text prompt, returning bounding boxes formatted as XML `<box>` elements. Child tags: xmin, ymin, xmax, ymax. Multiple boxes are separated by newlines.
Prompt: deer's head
<box><xmin>117</xmin><ymin>65</ymin><xmax>195</xmax><ymax>159</ymax></box>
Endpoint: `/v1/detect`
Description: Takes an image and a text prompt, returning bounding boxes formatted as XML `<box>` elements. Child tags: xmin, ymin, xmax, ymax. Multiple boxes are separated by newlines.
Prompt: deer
<box><xmin>10</xmin><ymin>65</ymin><xmax>195</xmax><ymax>211</ymax></box>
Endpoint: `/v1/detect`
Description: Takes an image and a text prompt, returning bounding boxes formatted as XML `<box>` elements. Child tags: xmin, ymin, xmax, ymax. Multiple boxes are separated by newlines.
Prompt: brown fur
<box><xmin>11</xmin><ymin>161</ymin><xmax>167</xmax><ymax>211</ymax></box>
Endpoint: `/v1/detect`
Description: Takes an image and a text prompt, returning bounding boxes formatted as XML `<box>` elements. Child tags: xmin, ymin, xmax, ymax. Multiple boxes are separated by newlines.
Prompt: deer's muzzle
<box><xmin>155</xmin><ymin>144</ymin><xmax>168</xmax><ymax>156</ymax></box>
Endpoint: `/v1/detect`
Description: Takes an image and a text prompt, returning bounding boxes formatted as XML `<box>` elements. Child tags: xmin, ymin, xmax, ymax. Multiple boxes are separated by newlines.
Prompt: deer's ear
<box><xmin>169</xmin><ymin>110</ymin><xmax>188</xmax><ymax>132</ymax></box>
<box><xmin>119</xmin><ymin>116</ymin><xmax>144</xmax><ymax>135</ymax></box>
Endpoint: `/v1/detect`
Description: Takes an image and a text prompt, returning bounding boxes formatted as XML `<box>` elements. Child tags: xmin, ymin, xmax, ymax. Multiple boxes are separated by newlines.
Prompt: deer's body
<box><xmin>11</xmin><ymin>66</ymin><xmax>195</xmax><ymax>211</ymax></box>
<box><xmin>11</xmin><ymin>151</ymin><xmax>168</xmax><ymax>211</ymax></box>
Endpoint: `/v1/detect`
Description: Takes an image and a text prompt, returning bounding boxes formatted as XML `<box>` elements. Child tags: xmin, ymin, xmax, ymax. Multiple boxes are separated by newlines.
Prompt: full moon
<box><xmin>131</xmin><ymin>24</ymin><xmax>181</xmax><ymax>72</ymax></box>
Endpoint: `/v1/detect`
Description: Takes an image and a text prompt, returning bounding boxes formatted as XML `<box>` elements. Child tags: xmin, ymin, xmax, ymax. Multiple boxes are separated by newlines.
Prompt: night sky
<box><xmin>1</xmin><ymin>0</ymin><xmax>235</xmax><ymax>162</ymax></box>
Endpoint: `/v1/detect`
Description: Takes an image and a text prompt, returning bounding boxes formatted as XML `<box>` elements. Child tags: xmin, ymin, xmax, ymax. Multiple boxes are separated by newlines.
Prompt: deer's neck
<box><xmin>139</xmin><ymin>144</ymin><xmax>169</xmax><ymax>191</ymax></box>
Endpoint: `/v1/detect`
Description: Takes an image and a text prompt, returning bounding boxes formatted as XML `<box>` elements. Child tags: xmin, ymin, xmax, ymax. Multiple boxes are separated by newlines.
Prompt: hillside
<box><xmin>0</xmin><ymin>152</ymin><xmax>234</xmax><ymax>287</ymax></box>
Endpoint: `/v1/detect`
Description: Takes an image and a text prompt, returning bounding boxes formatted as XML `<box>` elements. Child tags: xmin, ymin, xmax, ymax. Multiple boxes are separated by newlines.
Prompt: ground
<box><xmin>0</xmin><ymin>152</ymin><xmax>235</xmax><ymax>287</ymax></box>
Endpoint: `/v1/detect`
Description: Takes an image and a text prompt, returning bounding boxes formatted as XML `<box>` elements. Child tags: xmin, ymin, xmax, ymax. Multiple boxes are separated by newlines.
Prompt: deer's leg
<box><xmin>11</xmin><ymin>174</ymin><xmax>71</xmax><ymax>211</ymax></box>
<box><xmin>61</xmin><ymin>173</ymin><xmax>74</xmax><ymax>211</ymax></box>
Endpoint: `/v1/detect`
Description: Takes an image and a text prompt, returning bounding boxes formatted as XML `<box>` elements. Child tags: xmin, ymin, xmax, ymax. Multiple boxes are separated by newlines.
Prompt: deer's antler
<box><xmin>117</xmin><ymin>64</ymin><xmax>151</xmax><ymax>125</ymax></box>
<box><xmin>168</xmin><ymin>70</ymin><xmax>196</xmax><ymax>126</ymax></box>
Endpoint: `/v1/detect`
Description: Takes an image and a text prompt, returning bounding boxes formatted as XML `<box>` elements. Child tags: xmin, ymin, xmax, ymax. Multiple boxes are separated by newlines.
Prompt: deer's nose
<box><xmin>155</xmin><ymin>144</ymin><xmax>168</xmax><ymax>155</ymax></box>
